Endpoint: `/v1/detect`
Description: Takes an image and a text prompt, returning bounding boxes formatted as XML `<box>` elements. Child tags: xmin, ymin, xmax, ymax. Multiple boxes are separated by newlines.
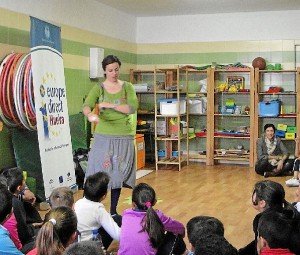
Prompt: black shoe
<box><xmin>264</xmin><ymin>170</ymin><xmax>281</xmax><ymax>178</ymax></box>
<box><xmin>284</xmin><ymin>171</ymin><xmax>294</xmax><ymax>176</ymax></box>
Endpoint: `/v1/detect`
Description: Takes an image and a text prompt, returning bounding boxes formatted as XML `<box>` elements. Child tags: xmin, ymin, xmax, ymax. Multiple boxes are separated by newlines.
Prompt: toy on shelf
<box><xmin>224</xmin><ymin>98</ymin><xmax>235</xmax><ymax>114</ymax></box>
<box><xmin>226</xmin><ymin>76</ymin><xmax>245</xmax><ymax>92</ymax></box>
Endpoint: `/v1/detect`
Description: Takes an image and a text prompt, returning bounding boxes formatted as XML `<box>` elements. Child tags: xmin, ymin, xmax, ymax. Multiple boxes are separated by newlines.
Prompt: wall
<box><xmin>137</xmin><ymin>10</ymin><xmax>300</xmax><ymax>43</ymax></box>
<box><xmin>0</xmin><ymin>0</ymin><xmax>137</xmax><ymax>43</ymax></box>
<box><xmin>0</xmin><ymin>7</ymin><xmax>137</xmax><ymax>168</ymax></box>
<box><xmin>0</xmin><ymin>2</ymin><xmax>300</xmax><ymax>168</ymax></box>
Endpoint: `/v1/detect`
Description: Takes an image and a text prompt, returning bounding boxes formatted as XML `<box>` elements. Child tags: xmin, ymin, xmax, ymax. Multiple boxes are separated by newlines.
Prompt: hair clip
<box><xmin>49</xmin><ymin>218</ymin><xmax>56</xmax><ymax>225</ymax></box>
<box><xmin>145</xmin><ymin>201</ymin><xmax>151</xmax><ymax>208</ymax></box>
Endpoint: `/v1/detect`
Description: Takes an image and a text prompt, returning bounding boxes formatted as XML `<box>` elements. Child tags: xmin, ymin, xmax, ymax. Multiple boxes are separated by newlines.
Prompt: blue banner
<box><xmin>30</xmin><ymin>16</ymin><xmax>62</xmax><ymax>53</ymax></box>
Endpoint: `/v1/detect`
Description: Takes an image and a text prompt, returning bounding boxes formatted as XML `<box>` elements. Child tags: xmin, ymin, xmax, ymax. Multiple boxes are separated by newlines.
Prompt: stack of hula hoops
<box><xmin>0</xmin><ymin>53</ymin><xmax>36</xmax><ymax>130</ymax></box>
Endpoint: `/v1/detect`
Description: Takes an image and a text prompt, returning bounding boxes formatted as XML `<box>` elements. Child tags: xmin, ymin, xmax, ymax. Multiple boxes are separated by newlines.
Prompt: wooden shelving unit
<box><xmin>130</xmin><ymin>67</ymin><xmax>300</xmax><ymax>169</ymax></box>
<box><xmin>208</xmin><ymin>68</ymin><xmax>255</xmax><ymax>167</ymax></box>
<box><xmin>253</xmin><ymin>67</ymin><xmax>300</xmax><ymax>159</ymax></box>
<box><xmin>183</xmin><ymin>67</ymin><xmax>212</xmax><ymax>165</ymax></box>
<box><xmin>153</xmin><ymin>67</ymin><xmax>189</xmax><ymax>171</ymax></box>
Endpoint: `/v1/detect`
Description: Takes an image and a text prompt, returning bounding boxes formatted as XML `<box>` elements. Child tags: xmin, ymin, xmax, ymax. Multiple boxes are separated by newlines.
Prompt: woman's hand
<box><xmin>23</xmin><ymin>189</ymin><xmax>36</xmax><ymax>205</ymax></box>
<box><xmin>87</xmin><ymin>113</ymin><xmax>99</xmax><ymax>123</ymax></box>
<box><xmin>276</xmin><ymin>159</ymin><xmax>284</xmax><ymax>171</ymax></box>
<box><xmin>98</xmin><ymin>102</ymin><xmax>115</xmax><ymax>109</ymax></box>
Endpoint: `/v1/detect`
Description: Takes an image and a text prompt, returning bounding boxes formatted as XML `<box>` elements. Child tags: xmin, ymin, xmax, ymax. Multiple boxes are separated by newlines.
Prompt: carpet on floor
<box><xmin>136</xmin><ymin>169</ymin><xmax>153</xmax><ymax>180</ymax></box>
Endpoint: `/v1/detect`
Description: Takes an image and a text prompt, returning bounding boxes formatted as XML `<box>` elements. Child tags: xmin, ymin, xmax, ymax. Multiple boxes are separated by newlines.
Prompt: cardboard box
<box><xmin>285</xmin><ymin>133</ymin><xmax>295</xmax><ymax>140</ymax></box>
<box><xmin>135</xmin><ymin>134</ymin><xmax>145</xmax><ymax>170</ymax></box>
<box><xmin>159</xmin><ymin>98</ymin><xmax>186</xmax><ymax>115</ymax></box>
<box><xmin>277</xmin><ymin>124</ymin><xmax>287</xmax><ymax>131</ymax></box>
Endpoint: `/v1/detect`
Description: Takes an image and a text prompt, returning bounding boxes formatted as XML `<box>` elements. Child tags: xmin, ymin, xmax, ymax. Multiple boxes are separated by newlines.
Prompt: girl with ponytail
<box><xmin>118</xmin><ymin>183</ymin><xmax>186</xmax><ymax>255</ymax></box>
<box><xmin>27</xmin><ymin>206</ymin><xmax>77</xmax><ymax>255</ymax></box>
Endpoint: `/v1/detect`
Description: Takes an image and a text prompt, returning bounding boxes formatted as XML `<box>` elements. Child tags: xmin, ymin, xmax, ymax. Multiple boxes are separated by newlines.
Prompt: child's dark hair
<box><xmin>84</xmin><ymin>172</ymin><xmax>110</xmax><ymax>202</ymax></box>
<box><xmin>253</xmin><ymin>180</ymin><xmax>286</xmax><ymax>210</ymax></box>
<box><xmin>132</xmin><ymin>183</ymin><xmax>164</xmax><ymax>248</ymax></box>
<box><xmin>258</xmin><ymin>211</ymin><xmax>292</xmax><ymax>249</ymax></box>
<box><xmin>64</xmin><ymin>240</ymin><xmax>105</xmax><ymax>255</ymax></box>
<box><xmin>0</xmin><ymin>167</ymin><xmax>23</xmax><ymax>193</ymax></box>
<box><xmin>187</xmin><ymin>216</ymin><xmax>224</xmax><ymax>247</ymax></box>
<box><xmin>0</xmin><ymin>184</ymin><xmax>13</xmax><ymax>223</ymax></box>
<box><xmin>253</xmin><ymin>180</ymin><xmax>298</xmax><ymax>218</ymax></box>
<box><xmin>36</xmin><ymin>206</ymin><xmax>77</xmax><ymax>255</ymax></box>
<box><xmin>102</xmin><ymin>55</ymin><xmax>121</xmax><ymax>71</ymax></box>
<box><xmin>194</xmin><ymin>234</ymin><xmax>238</xmax><ymax>255</ymax></box>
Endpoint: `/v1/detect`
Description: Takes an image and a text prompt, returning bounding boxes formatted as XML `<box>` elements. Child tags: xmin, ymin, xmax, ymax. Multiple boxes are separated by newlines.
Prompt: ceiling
<box><xmin>95</xmin><ymin>0</ymin><xmax>300</xmax><ymax>17</ymax></box>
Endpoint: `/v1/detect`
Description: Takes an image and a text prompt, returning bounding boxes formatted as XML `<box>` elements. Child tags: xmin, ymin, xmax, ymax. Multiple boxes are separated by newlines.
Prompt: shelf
<box><xmin>156</xmin><ymin>114</ymin><xmax>186</xmax><ymax>117</ymax></box>
<box><xmin>156</xmin><ymin>136</ymin><xmax>187</xmax><ymax>141</ymax></box>
<box><xmin>189</xmin><ymin>154</ymin><xmax>207</xmax><ymax>159</ymax></box>
<box><xmin>213</xmin><ymin>156</ymin><xmax>250</xmax><ymax>161</ymax></box>
<box><xmin>258</xmin><ymin>115</ymin><xmax>296</xmax><ymax>118</ymax></box>
<box><xmin>157</xmin><ymin>155</ymin><xmax>188</xmax><ymax>164</ymax></box>
<box><xmin>258</xmin><ymin>92</ymin><xmax>296</xmax><ymax>95</ymax></box>
<box><xmin>214</xmin><ymin>91</ymin><xmax>250</xmax><ymax>94</ymax></box>
<box><xmin>258</xmin><ymin>70</ymin><xmax>297</xmax><ymax>73</ymax></box>
<box><xmin>214</xmin><ymin>114</ymin><xmax>250</xmax><ymax>117</ymax></box>
<box><xmin>214</xmin><ymin>135</ymin><xmax>250</xmax><ymax>139</ymax></box>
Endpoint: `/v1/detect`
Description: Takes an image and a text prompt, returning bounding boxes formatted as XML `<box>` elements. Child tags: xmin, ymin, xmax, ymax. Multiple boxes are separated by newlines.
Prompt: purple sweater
<box><xmin>118</xmin><ymin>208</ymin><xmax>185</xmax><ymax>255</ymax></box>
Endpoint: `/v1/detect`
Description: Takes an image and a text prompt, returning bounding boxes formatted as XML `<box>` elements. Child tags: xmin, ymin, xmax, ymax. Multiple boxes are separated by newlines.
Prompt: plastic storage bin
<box><xmin>275</xmin><ymin>130</ymin><xmax>285</xmax><ymax>138</ymax></box>
<box><xmin>188</xmin><ymin>98</ymin><xmax>207</xmax><ymax>114</ymax></box>
<box><xmin>258</xmin><ymin>100</ymin><xmax>281</xmax><ymax>117</ymax></box>
<box><xmin>159</xmin><ymin>98</ymin><xmax>186</xmax><ymax>115</ymax></box>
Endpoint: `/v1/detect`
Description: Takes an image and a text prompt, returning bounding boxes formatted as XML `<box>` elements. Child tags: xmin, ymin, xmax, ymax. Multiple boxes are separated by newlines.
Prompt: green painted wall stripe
<box><xmin>62</xmin><ymin>39</ymin><xmax>137</xmax><ymax>64</ymax></box>
<box><xmin>137</xmin><ymin>51</ymin><xmax>295</xmax><ymax>65</ymax></box>
<box><xmin>0</xmin><ymin>26</ymin><xmax>29</xmax><ymax>47</ymax></box>
<box><xmin>0</xmin><ymin>26</ymin><xmax>137</xmax><ymax>65</ymax></box>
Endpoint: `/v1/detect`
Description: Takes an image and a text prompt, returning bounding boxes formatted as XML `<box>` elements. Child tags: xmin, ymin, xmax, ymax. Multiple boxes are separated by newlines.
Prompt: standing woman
<box><xmin>255</xmin><ymin>123</ymin><xmax>293</xmax><ymax>177</ymax></box>
<box><xmin>82</xmin><ymin>55</ymin><xmax>138</xmax><ymax>215</ymax></box>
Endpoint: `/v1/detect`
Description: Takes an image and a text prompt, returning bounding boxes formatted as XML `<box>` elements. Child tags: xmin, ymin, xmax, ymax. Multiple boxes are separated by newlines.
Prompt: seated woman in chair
<box><xmin>255</xmin><ymin>123</ymin><xmax>293</xmax><ymax>177</ymax></box>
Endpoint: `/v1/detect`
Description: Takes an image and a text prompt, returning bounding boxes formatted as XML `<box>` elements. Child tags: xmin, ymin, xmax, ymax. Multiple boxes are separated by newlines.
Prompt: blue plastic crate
<box><xmin>275</xmin><ymin>130</ymin><xmax>285</xmax><ymax>138</ymax></box>
<box><xmin>258</xmin><ymin>100</ymin><xmax>281</xmax><ymax>117</ymax></box>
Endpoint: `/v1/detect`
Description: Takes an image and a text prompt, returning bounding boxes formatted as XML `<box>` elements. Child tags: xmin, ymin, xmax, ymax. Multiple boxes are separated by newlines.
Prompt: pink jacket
<box><xmin>3</xmin><ymin>212</ymin><xmax>22</xmax><ymax>250</ymax></box>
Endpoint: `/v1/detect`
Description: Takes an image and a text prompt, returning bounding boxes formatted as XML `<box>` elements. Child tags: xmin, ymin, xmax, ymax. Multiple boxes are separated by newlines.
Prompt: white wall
<box><xmin>137</xmin><ymin>10</ymin><xmax>300</xmax><ymax>43</ymax></box>
<box><xmin>1</xmin><ymin>1</ymin><xmax>300</xmax><ymax>44</ymax></box>
<box><xmin>0</xmin><ymin>0</ymin><xmax>137</xmax><ymax>43</ymax></box>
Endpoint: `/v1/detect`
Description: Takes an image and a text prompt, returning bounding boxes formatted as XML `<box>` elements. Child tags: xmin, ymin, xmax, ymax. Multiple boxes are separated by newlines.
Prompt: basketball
<box><xmin>252</xmin><ymin>57</ymin><xmax>266</xmax><ymax>70</ymax></box>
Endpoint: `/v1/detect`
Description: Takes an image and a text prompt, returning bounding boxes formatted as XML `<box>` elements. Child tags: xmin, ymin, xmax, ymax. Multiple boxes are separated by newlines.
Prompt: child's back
<box><xmin>119</xmin><ymin>208</ymin><xmax>185</xmax><ymax>255</ymax></box>
<box><xmin>118</xmin><ymin>183</ymin><xmax>185</xmax><ymax>255</ymax></box>
<box><xmin>74</xmin><ymin>172</ymin><xmax>120</xmax><ymax>244</ymax></box>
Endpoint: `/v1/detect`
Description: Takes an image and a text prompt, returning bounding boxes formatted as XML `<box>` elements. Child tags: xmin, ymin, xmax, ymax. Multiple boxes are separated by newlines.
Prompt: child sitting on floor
<box><xmin>0</xmin><ymin>184</ymin><xmax>23</xmax><ymax>255</ymax></box>
<box><xmin>257</xmin><ymin>211</ymin><xmax>298</xmax><ymax>255</ymax></box>
<box><xmin>74</xmin><ymin>172</ymin><xmax>121</xmax><ymax>250</ymax></box>
<box><xmin>0</xmin><ymin>167</ymin><xmax>42</xmax><ymax>253</ymax></box>
<box><xmin>186</xmin><ymin>215</ymin><xmax>224</xmax><ymax>255</ymax></box>
<box><xmin>118</xmin><ymin>182</ymin><xmax>186</xmax><ymax>255</ymax></box>
<box><xmin>49</xmin><ymin>186</ymin><xmax>75</xmax><ymax>209</ymax></box>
